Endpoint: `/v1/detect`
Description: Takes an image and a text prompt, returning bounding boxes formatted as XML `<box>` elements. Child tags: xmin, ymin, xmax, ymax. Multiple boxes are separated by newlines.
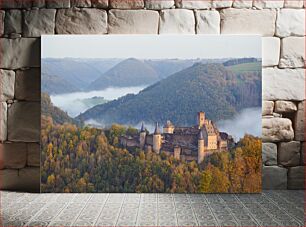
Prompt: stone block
<box><xmin>109</xmin><ymin>0</ymin><xmax>144</xmax><ymax>9</ymax></box>
<box><xmin>232</xmin><ymin>0</ymin><xmax>253</xmax><ymax>8</ymax></box>
<box><xmin>262</xmin><ymin>143</ymin><xmax>277</xmax><ymax>166</ymax></box>
<box><xmin>262</xmin><ymin>37</ymin><xmax>280</xmax><ymax>67</ymax></box>
<box><xmin>109</xmin><ymin>10</ymin><xmax>159</xmax><ymax>34</ymax></box>
<box><xmin>32</xmin><ymin>0</ymin><xmax>46</xmax><ymax>8</ymax></box>
<box><xmin>23</xmin><ymin>9</ymin><xmax>56</xmax><ymax>37</ymax></box>
<box><xmin>159</xmin><ymin>9</ymin><xmax>195</xmax><ymax>34</ymax></box>
<box><xmin>220</xmin><ymin>8</ymin><xmax>276</xmax><ymax>36</ymax></box>
<box><xmin>0</xmin><ymin>0</ymin><xmax>32</xmax><ymax>9</ymax></box>
<box><xmin>4</xmin><ymin>9</ymin><xmax>22</xmax><ymax>34</ymax></box>
<box><xmin>284</xmin><ymin>0</ymin><xmax>304</xmax><ymax>8</ymax></box>
<box><xmin>15</xmin><ymin>68</ymin><xmax>41</xmax><ymax>101</ymax></box>
<box><xmin>175</xmin><ymin>0</ymin><xmax>212</xmax><ymax>9</ymax></box>
<box><xmin>253</xmin><ymin>0</ymin><xmax>284</xmax><ymax>8</ymax></box>
<box><xmin>46</xmin><ymin>0</ymin><xmax>70</xmax><ymax>8</ymax></box>
<box><xmin>91</xmin><ymin>0</ymin><xmax>108</xmax><ymax>8</ymax></box>
<box><xmin>294</xmin><ymin>101</ymin><xmax>305</xmax><ymax>141</ymax></box>
<box><xmin>0</xmin><ymin>10</ymin><xmax>4</xmax><ymax>35</ymax></box>
<box><xmin>0</xmin><ymin>142</ymin><xmax>27</xmax><ymax>169</ymax></box>
<box><xmin>27</xmin><ymin>143</ymin><xmax>40</xmax><ymax>167</ymax></box>
<box><xmin>262</xmin><ymin>117</ymin><xmax>294</xmax><ymax>142</ymax></box>
<box><xmin>301</xmin><ymin>142</ymin><xmax>305</xmax><ymax>165</ymax></box>
<box><xmin>262</xmin><ymin>166</ymin><xmax>287</xmax><ymax>189</ymax></box>
<box><xmin>212</xmin><ymin>0</ymin><xmax>232</xmax><ymax>8</ymax></box>
<box><xmin>56</xmin><ymin>8</ymin><xmax>107</xmax><ymax>34</ymax></box>
<box><xmin>71</xmin><ymin>0</ymin><xmax>92</xmax><ymax>7</ymax></box>
<box><xmin>0</xmin><ymin>102</ymin><xmax>7</xmax><ymax>142</ymax></box>
<box><xmin>263</xmin><ymin>68</ymin><xmax>305</xmax><ymax>101</ymax></box>
<box><xmin>288</xmin><ymin>166</ymin><xmax>304</xmax><ymax>189</ymax></box>
<box><xmin>276</xmin><ymin>9</ymin><xmax>305</xmax><ymax>37</ymax></box>
<box><xmin>0</xmin><ymin>38</ymin><xmax>40</xmax><ymax>69</ymax></box>
<box><xmin>275</xmin><ymin>101</ymin><xmax>297</xmax><ymax>113</ymax></box>
<box><xmin>0</xmin><ymin>69</ymin><xmax>15</xmax><ymax>102</ymax></box>
<box><xmin>262</xmin><ymin>101</ymin><xmax>274</xmax><ymax>115</ymax></box>
<box><xmin>195</xmin><ymin>10</ymin><xmax>220</xmax><ymax>34</ymax></box>
<box><xmin>145</xmin><ymin>0</ymin><xmax>175</xmax><ymax>9</ymax></box>
<box><xmin>8</xmin><ymin>102</ymin><xmax>40</xmax><ymax>142</ymax></box>
<box><xmin>280</xmin><ymin>37</ymin><xmax>305</xmax><ymax>68</ymax></box>
<box><xmin>278</xmin><ymin>141</ymin><xmax>301</xmax><ymax>166</ymax></box>
<box><xmin>0</xmin><ymin>168</ymin><xmax>40</xmax><ymax>192</ymax></box>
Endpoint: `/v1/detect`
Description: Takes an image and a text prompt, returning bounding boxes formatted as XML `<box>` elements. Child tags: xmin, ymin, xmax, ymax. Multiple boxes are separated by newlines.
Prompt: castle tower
<box><xmin>153</xmin><ymin>122</ymin><xmax>162</xmax><ymax>154</ymax></box>
<box><xmin>174</xmin><ymin>146</ymin><xmax>181</xmax><ymax>160</ymax></box>
<box><xmin>163</xmin><ymin>120</ymin><xmax>175</xmax><ymax>134</ymax></box>
<box><xmin>198</xmin><ymin>130</ymin><xmax>205</xmax><ymax>164</ymax></box>
<box><xmin>139</xmin><ymin>122</ymin><xmax>146</xmax><ymax>149</ymax></box>
<box><xmin>197</xmin><ymin>112</ymin><xmax>206</xmax><ymax>128</ymax></box>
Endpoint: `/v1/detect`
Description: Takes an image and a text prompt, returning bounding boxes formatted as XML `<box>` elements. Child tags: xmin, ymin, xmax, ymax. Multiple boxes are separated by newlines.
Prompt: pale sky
<box><xmin>42</xmin><ymin>35</ymin><xmax>261</xmax><ymax>59</ymax></box>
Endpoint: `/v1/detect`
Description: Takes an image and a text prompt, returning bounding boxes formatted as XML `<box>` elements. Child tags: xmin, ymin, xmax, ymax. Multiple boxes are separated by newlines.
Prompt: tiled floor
<box><xmin>1</xmin><ymin>190</ymin><xmax>304</xmax><ymax>226</ymax></box>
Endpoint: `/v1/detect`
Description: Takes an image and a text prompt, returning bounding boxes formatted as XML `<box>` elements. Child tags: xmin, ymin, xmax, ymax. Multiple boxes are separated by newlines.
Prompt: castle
<box><xmin>120</xmin><ymin>112</ymin><xmax>234</xmax><ymax>164</ymax></box>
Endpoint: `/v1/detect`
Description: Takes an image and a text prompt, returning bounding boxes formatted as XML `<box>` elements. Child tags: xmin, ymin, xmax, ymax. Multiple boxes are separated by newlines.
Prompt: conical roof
<box><xmin>154</xmin><ymin>122</ymin><xmax>161</xmax><ymax>134</ymax></box>
<box><xmin>140</xmin><ymin>122</ymin><xmax>145</xmax><ymax>132</ymax></box>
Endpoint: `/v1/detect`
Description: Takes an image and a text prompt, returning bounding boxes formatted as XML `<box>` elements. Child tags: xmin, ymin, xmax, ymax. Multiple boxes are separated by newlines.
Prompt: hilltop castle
<box><xmin>120</xmin><ymin>112</ymin><xmax>234</xmax><ymax>164</ymax></box>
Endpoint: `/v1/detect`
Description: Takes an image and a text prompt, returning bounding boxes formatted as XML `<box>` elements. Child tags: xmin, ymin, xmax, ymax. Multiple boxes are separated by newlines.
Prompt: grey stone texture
<box><xmin>262</xmin><ymin>118</ymin><xmax>294</xmax><ymax>142</ymax></box>
<box><xmin>46</xmin><ymin>0</ymin><xmax>71</xmax><ymax>8</ymax></box>
<box><xmin>0</xmin><ymin>167</ymin><xmax>40</xmax><ymax>192</ymax></box>
<box><xmin>301</xmin><ymin>142</ymin><xmax>305</xmax><ymax>165</ymax></box>
<box><xmin>0</xmin><ymin>38</ymin><xmax>40</xmax><ymax>69</ymax></box>
<box><xmin>15</xmin><ymin>68</ymin><xmax>41</xmax><ymax>101</ymax></box>
<box><xmin>276</xmin><ymin>9</ymin><xmax>305</xmax><ymax>37</ymax></box>
<box><xmin>4</xmin><ymin>9</ymin><xmax>22</xmax><ymax>34</ymax></box>
<box><xmin>288</xmin><ymin>166</ymin><xmax>305</xmax><ymax>189</ymax></box>
<box><xmin>145</xmin><ymin>0</ymin><xmax>175</xmax><ymax>9</ymax></box>
<box><xmin>195</xmin><ymin>10</ymin><xmax>220</xmax><ymax>34</ymax></box>
<box><xmin>0</xmin><ymin>0</ymin><xmax>32</xmax><ymax>9</ymax></box>
<box><xmin>56</xmin><ymin>8</ymin><xmax>107</xmax><ymax>34</ymax></box>
<box><xmin>109</xmin><ymin>0</ymin><xmax>144</xmax><ymax>9</ymax></box>
<box><xmin>27</xmin><ymin>143</ymin><xmax>40</xmax><ymax>167</ymax></box>
<box><xmin>0</xmin><ymin>69</ymin><xmax>15</xmax><ymax>102</ymax></box>
<box><xmin>262</xmin><ymin>166</ymin><xmax>288</xmax><ymax>189</ymax></box>
<box><xmin>175</xmin><ymin>0</ymin><xmax>212</xmax><ymax>9</ymax></box>
<box><xmin>220</xmin><ymin>8</ymin><xmax>277</xmax><ymax>36</ymax></box>
<box><xmin>71</xmin><ymin>0</ymin><xmax>92</xmax><ymax>7</ymax></box>
<box><xmin>262</xmin><ymin>143</ymin><xmax>277</xmax><ymax>166</ymax></box>
<box><xmin>108</xmin><ymin>10</ymin><xmax>159</xmax><ymax>34</ymax></box>
<box><xmin>159</xmin><ymin>9</ymin><xmax>195</xmax><ymax>34</ymax></box>
<box><xmin>32</xmin><ymin>0</ymin><xmax>46</xmax><ymax>8</ymax></box>
<box><xmin>278</xmin><ymin>141</ymin><xmax>301</xmax><ymax>167</ymax></box>
<box><xmin>8</xmin><ymin>102</ymin><xmax>40</xmax><ymax>142</ymax></box>
<box><xmin>0</xmin><ymin>10</ymin><xmax>4</xmax><ymax>35</ymax></box>
<box><xmin>0</xmin><ymin>102</ymin><xmax>7</xmax><ymax>142</ymax></box>
<box><xmin>294</xmin><ymin>101</ymin><xmax>305</xmax><ymax>141</ymax></box>
<box><xmin>23</xmin><ymin>9</ymin><xmax>56</xmax><ymax>37</ymax></box>
<box><xmin>91</xmin><ymin>0</ymin><xmax>109</xmax><ymax>8</ymax></box>
<box><xmin>0</xmin><ymin>142</ymin><xmax>27</xmax><ymax>169</ymax></box>
<box><xmin>262</xmin><ymin>101</ymin><xmax>274</xmax><ymax>115</ymax></box>
<box><xmin>280</xmin><ymin>37</ymin><xmax>305</xmax><ymax>68</ymax></box>
<box><xmin>263</xmin><ymin>68</ymin><xmax>305</xmax><ymax>101</ymax></box>
<box><xmin>274</xmin><ymin>101</ymin><xmax>297</xmax><ymax>113</ymax></box>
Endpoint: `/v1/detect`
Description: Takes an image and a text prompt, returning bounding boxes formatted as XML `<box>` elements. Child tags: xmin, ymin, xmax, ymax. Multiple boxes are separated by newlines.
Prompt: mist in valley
<box><xmin>216</xmin><ymin>107</ymin><xmax>262</xmax><ymax>141</ymax></box>
<box><xmin>50</xmin><ymin>86</ymin><xmax>146</xmax><ymax>117</ymax></box>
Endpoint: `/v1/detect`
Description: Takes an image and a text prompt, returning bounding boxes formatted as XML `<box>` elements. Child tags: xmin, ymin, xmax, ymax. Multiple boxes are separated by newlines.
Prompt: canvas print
<box><xmin>41</xmin><ymin>35</ymin><xmax>262</xmax><ymax>193</ymax></box>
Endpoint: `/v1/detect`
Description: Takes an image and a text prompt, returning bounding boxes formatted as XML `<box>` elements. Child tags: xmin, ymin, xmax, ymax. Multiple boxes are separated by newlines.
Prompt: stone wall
<box><xmin>0</xmin><ymin>0</ymin><xmax>305</xmax><ymax>192</ymax></box>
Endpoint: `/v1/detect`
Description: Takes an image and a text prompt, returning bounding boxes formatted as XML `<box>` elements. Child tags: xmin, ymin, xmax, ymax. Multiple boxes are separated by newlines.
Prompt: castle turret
<box><xmin>139</xmin><ymin>122</ymin><xmax>146</xmax><ymax>149</ymax></box>
<box><xmin>198</xmin><ymin>130</ymin><xmax>205</xmax><ymax>164</ymax></box>
<box><xmin>163</xmin><ymin>120</ymin><xmax>175</xmax><ymax>134</ymax></box>
<box><xmin>153</xmin><ymin>122</ymin><xmax>162</xmax><ymax>154</ymax></box>
<box><xmin>197</xmin><ymin>112</ymin><xmax>205</xmax><ymax>128</ymax></box>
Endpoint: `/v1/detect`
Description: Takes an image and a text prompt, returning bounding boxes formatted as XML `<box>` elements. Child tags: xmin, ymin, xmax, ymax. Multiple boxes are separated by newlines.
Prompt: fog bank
<box><xmin>216</xmin><ymin>107</ymin><xmax>262</xmax><ymax>141</ymax></box>
<box><xmin>50</xmin><ymin>86</ymin><xmax>146</xmax><ymax>117</ymax></box>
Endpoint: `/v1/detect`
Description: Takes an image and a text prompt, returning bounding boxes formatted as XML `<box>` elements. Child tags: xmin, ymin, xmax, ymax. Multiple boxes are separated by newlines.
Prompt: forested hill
<box><xmin>42</xmin><ymin>93</ymin><xmax>82</xmax><ymax>126</ymax></box>
<box><xmin>77</xmin><ymin>62</ymin><xmax>261</xmax><ymax>126</ymax></box>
